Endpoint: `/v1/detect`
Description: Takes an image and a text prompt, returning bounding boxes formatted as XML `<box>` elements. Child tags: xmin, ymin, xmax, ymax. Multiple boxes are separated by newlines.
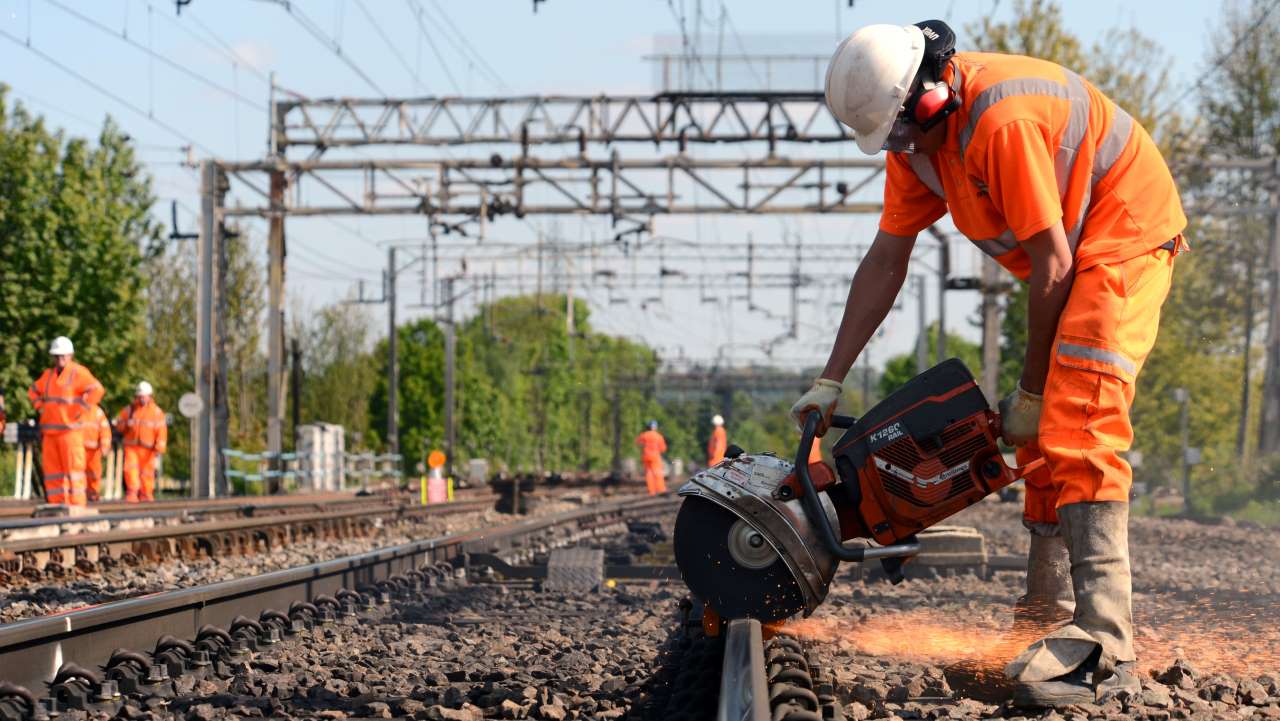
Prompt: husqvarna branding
<box><xmin>868</xmin><ymin>422</ymin><xmax>905</xmax><ymax>450</ymax></box>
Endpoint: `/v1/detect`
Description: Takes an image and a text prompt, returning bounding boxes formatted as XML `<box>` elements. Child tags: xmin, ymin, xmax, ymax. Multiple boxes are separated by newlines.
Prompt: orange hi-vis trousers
<box><xmin>1020</xmin><ymin>244</ymin><xmax>1178</xmax><ymax>526</ymax></box>
<box><xmin>123</xmin><ymin>446</ymin><xmax>158</xmax><ymax>502</ymax></box>
<box><xmin>42</xmin><ymin>430</ymin><xmax>87</xmax><ymax>506</ymax></box>
<box><xmin>643</xmin><ymin>460</ymin><xmax>667</xmax><ymax>496</ymax></box>
<box><xmin>85</xmin><ymin>447</ymin><xmax>103</xmax><ymax>501</ymax></box>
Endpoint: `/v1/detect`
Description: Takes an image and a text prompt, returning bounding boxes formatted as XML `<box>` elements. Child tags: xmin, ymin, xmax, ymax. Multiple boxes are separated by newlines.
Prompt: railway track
<box><xmin>0</xmin><ymin>497</ymin><xmax>497</xmax><ymax>583</ymax></box>
<box><xmin>0</xmin><ymin>491</ymin><xmax>401</xmax><ymax>521</ymax></box>
<box><xmin>0</xmin><ymin>474</ymin><xmax>639</xmax><ymax>585</ymax></box>
<box><xmin>0</xmin><ymin>494</ymin><xmax>677</xmax><ymax>714</ymax></box>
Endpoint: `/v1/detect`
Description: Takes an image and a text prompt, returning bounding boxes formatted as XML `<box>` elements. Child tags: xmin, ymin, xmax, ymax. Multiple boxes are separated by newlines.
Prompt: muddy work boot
<box><xmin>1013</xmin><ymin>527</ymin><xmax>1075</xmax><ymax>634</ymax></box>
<box><xmin>1006</xmin><ymin>501</ymin><xmax>1140</xmax><ymax>708</ymax></box>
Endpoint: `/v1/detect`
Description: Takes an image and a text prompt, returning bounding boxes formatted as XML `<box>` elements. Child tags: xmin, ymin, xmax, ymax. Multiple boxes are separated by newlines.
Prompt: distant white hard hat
<box><xmin>136</xmin><ymin>381</ymin><xmax>154</xmax><ymax>397</ymax></box>
<box><xmin>825</xmin><ymin>24</ymin><xmax>926</xmax><ymax>154</ymax></box>
<box><xmin>49</xmin><ymin>336</ymin><xmax>74</xmax><ymax>355</ymax></box>
<box><xmin>712</xmin><ymin>414</ymin><xmax>724</xmax><ymax>426</ymax></box>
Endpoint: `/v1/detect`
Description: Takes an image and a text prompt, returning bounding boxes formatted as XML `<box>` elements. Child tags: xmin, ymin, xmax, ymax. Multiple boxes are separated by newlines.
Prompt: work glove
<box><xmin>998</xmin><ymin>384</ymin><xmax>1043</xmax><ymax>447</ymax></box>
<box><xmin>790</xmin><ymin>378</ymin><xmax>843</xmax><ymax>436</ymax></box>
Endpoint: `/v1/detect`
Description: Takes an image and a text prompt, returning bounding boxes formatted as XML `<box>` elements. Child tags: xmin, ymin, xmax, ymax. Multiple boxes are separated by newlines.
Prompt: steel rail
<box><xmin>718</xmin><ymin>618</ymin><xmax>770</xmax><ymax>721</ymax></box>
<box><xmin>0</xmin><ymin>494</ymin><xmax>677</xmax><ymax>692</ymax></box>
<box><xmin>0</xmin><ymin>498</ymin><xmax>494</xmax><ymax>557</ymax></box>
<box><xmin>0</xmin><ymin>498</ymin><xmax>506</xmax><ymax>583</ymax></box>
<box><xmin>0</xmin><ymin>495</ymin><xmax>415</xmax><ymax>532</ymax></box>
<box><xmin>0</xmin><ymin>491</ymin><xmax>405</xmax><ymax>521</ymax></box>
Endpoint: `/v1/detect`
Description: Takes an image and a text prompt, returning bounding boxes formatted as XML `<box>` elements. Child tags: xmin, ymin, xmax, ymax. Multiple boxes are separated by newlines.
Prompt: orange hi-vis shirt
<box><xmin>83</xmin><ymin>405</ymin><xmax>112</xmax><ymax>451</ymax></box>
<box><xmin>708</xmin><ymin>426</ymin><xmax>728</xmax><ymax>465</ymax></box>
<box><xmin>27</xmin><ymin>361</ymin><xmax>105</xmax><ymax>434</ymax></box>
<box><xmin>117</xmin><ymin>400</ymin><xmax>168</xmax><ymax>454</ymax></box>
<box><xmin>636</xmin><ymin>429</ymin><xmax>667</xmax><ymax>464</ymax></box>
<box><xmin>879</xmin><ymin>52</ymin><xmax>1186</xmax><ymax>279</ymax></box>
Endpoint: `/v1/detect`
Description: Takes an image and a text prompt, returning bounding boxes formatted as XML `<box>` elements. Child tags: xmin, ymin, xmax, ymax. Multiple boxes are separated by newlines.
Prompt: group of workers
<box><xmin>3</xmin><ymin>336</ymin><xmax>169</xmax><ymax>506</ymax></box>
<box><xmin>634</xmin><ymin>413</ymin><xmax>824</xmax><ymax>497</ymax></box>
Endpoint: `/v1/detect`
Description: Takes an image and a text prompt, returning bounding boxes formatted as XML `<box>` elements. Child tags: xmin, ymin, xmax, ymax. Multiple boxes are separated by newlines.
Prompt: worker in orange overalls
<box><xmin>27</xmin><ymin>336</ymin><xmax>105</xmax><ymax>506</ymax></box>
<box><xmin>635</xmin><ymin>420</ymin><xmax>668</xmax><ymax>496</ymax></box>
<box><xmin>706</xmin><ymin>414</ymin><xmax>727</xmax><ymax>467</ymax></box>
<box><xmin>793</xmin><ymin>20</ymin><xmax>1186</xmax><ymax>708</ymax></box>
<box><xmin>116</xmin><ymin>381</ymin><xmax>168</xmax><ymax>503</ymax></box>
<box><xmin>83</xmin><ymin>403</ymin><xmax>112</xmax><ymax>502</ymax></box>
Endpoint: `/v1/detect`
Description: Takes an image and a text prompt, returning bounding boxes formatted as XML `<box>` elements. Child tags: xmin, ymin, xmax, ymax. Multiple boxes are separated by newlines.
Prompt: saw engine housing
<box><xmin>676</xmin><ymin>359</ymin><xmax>1023</xmax><ymax>619</ymax></box>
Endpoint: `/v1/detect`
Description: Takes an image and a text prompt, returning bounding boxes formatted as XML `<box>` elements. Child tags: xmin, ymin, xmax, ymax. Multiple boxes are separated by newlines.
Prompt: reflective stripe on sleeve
<box><xmin>971</xmin><ymin>229</ymin><xmax>1019</xmax><ymax>259</ymax></box>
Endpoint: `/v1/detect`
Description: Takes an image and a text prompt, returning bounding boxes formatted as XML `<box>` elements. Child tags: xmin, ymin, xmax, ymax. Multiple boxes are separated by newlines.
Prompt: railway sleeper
<box><xmin>765</xmin><ymin>635</ymin><xmax>843</xmax><ymax>721</ymax></box>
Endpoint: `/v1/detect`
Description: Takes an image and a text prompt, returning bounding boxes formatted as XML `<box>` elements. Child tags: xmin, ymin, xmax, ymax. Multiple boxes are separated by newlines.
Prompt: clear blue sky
<box><xmin>0</xmin><ymin>0</ymin><xmax>1224</xmax><ymax>370</ymax></box>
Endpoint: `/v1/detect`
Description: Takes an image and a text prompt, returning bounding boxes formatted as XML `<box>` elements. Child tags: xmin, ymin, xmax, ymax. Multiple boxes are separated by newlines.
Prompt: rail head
<box><xmin>718</xmin><ymin>619</ymin><xmax>770</xmax><ymax>721</ymax></box>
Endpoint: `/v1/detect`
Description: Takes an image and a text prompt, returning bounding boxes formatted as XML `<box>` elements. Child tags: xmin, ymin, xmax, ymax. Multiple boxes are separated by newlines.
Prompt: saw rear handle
<box><xmin>795</xmin><ymin>413</ymin><xmax>922</xmax><ymax>564</ymax></box>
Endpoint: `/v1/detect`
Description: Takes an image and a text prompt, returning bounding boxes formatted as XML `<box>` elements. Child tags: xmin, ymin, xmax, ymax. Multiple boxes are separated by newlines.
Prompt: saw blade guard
<box><xmin>676</xmin><ymin>453</ymin><xmax>841</xmax><ymax>617</ymax></box>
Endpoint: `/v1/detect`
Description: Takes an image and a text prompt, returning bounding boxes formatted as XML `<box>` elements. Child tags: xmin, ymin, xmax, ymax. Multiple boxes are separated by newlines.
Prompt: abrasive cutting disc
<box><xmin>673</xmin><ymin>496</ymin><xmax>807</xmax><ymax>622</ymax></box>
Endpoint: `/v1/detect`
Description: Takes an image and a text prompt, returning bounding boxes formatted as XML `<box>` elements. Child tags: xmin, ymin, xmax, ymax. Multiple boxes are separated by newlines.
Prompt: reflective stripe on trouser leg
<box><xmin>1039</xmin><ymin>248</ymin><xmax>1174</xmax><ymax>507</ymax></box>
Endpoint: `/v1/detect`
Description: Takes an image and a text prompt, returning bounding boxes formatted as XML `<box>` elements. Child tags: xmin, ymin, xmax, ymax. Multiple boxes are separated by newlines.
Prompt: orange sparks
<box><xmin>785</xmin><ymin>599</ymin><xmax>1280</xmax><ymax>677</ymax></box>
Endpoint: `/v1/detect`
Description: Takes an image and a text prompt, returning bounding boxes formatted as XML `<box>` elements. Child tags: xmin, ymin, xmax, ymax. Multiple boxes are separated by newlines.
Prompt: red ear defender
<box><xmin>911</xmin><ymin>82</ymin><xmax>960</xmax><ymax>131</ymax></box>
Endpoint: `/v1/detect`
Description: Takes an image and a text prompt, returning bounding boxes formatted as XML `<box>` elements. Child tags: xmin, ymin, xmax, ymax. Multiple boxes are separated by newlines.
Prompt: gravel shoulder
<box><xmin>789</xmin><ymin>497</ymin><xmax>1280</xmax><ymax>720</ymax></box>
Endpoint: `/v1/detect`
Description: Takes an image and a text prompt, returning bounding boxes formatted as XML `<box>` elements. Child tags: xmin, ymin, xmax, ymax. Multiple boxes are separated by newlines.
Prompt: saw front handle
<box><xmin>795</xmin><ymin>413</ymin><xmax>922</xmax><ymax>563</ymax></box>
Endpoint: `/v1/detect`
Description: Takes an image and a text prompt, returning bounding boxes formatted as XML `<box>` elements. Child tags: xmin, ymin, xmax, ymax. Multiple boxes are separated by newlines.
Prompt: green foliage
<box><xmin>291</xmin><ymin>301</ymin><xmax>378</xmax><ymax>448</ymax></box>
<box><xmin>130</xmin><ymin>245</ymin><xmax>196</xmax><ymax>479</ymax></box>
<box><xmin>878</xmin><ymin>324</ymin><xmax>983</xmax><ymax>397</ymax></box>
<box><xmin>370</xmin><ymin>295</ymin><xmax>664</xmax><ymax>474</ymax></box>
<box><xmin>0</xmin><ymin>89</ymin><xmax>158</xmax><ymax>421</ymax></box>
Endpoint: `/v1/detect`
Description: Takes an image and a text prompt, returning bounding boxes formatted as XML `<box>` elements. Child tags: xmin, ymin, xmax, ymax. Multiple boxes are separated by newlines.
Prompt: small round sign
<box><xmin>427</xmin><ymin>450</ymin><xmax>446</xmax><ymax>469</ymax></box>
<box><xmin>178</xmin><ymin>392</ymin><xmax>204</xmax><ymax>419</ymax></box>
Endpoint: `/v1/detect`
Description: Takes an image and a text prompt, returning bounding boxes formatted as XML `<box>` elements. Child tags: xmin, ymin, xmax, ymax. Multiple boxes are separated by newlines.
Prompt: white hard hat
<box><xmin>136</xmin><ymin>381</ymin><xmax>154</xmax><ymax>397</ymax></box>
<box><xmin>49</xmin><ymin>336</ymin><xmax>74</xmax><ymax>355</ymax></box>
<box><xmin>712</xmin><ymin>414</ymin><xmax>724</xmax><ymax>426</ymax></box>
<box><xmin>825</xmin><ymin>24</ymin><xmax>926</xmax><ymax>154</ymax></box>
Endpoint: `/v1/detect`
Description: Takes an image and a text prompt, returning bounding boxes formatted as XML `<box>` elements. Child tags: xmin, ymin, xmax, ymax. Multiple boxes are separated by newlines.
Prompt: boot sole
<box><xmin>1012</xmin><ymin>683</ymin><xmax>1094</xmax><ymax>709</ymax></box>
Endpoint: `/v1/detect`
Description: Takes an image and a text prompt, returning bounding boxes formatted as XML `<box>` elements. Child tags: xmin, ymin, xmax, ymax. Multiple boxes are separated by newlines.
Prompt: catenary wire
<box><xmin>353</xmin><ymin>0</ymin><xmax>423</xmax><ymax>93</ymax></box>
<box><xmin>0</xmin><ymin>26</ymin><xmax>216</xmax><ymax>155</ymax></box>
<box><xmin>44</xmin><ymin>0</ymin><xmax>266</xmax><ymax>111</ymax></box>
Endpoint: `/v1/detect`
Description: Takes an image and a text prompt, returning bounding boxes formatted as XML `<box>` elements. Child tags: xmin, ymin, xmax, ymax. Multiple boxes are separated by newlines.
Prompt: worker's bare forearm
<box><xmin>1021</xmin><ymin>223</ymin><xmax>1075</xmax><ymax>394</ymax></box>
<box><xmin>821</xmin><ymin>230</ymin><xmax>915</xmax><ymax>383</ymax></box>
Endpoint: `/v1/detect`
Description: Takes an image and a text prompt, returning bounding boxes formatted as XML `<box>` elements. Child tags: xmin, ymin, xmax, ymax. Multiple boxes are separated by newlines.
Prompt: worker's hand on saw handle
<box><xmin>998</xmin><ymin>384</ymin><xmax>1043</xmax><ymax>446</ymax></box>
<box><xmin>790</xmin><ymin>378</ymin><xmax>843</xmax><ymax>436</ymax></box>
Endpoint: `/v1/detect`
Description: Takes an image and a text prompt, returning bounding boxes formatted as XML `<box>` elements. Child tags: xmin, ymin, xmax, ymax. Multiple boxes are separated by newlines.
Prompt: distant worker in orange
<box><xmin>27</xmin><ymin>336</ymin><xmax>104</xmax><ymax>506</ymax></box>
<box><xmin>706</xmin><ymin>414</ymin><xmax>727</xmax><ymax>467</ymax></box>
<box><xmin>635</xmin><ymin>420</ymin><xmax>668</xmax><ymax>495</ymax></box>
<box><xmin>116</xmin><ymin>381</ymin><xmax>167</xmax><ymax>503</ymax></box>
<box><xmin>83</xmin><ymin>403</ymin><xmax>112</xmax><ymax>502</ymax></box>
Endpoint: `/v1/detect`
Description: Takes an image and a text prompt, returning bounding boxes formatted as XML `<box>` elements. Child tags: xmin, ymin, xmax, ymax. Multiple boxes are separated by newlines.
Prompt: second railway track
<box><xmin>0</xmin><ymin>494</ymin><xmax>678</xmax><ymax>702</ymax></box>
